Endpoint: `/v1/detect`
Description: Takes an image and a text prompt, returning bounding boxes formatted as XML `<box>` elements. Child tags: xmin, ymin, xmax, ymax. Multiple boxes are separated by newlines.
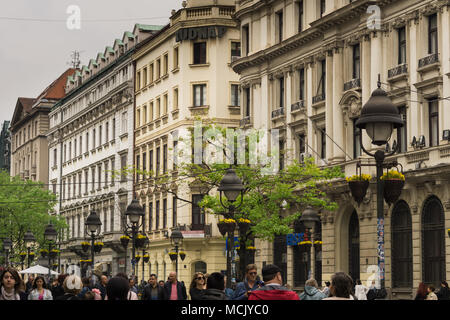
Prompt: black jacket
<box><xmin>436</xmin><ymin>287</ymin><xmax>450</xmax><ymax>300</ymax></box>
<box><xmin>142</xmin><ymin>284</ymin><xmax>166</xmax><ymax>300</ymax></box>
<box><xmin>163</xmin><ymin>281</ymin><xmax>187</xmax><ymax>300</ymax></box>
<box><xmin>189</xmin><ymin>287</ymin><xmax>205</xmax><ymax>300</ymax></box>
<box><xmin>200</xmin><ymin>289</ymin><xmax>228</xmax><ymax>300</ymax></box>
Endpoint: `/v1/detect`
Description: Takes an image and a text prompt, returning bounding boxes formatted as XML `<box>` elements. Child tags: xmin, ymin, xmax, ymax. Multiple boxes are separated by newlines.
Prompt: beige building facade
<box><xmin>133</xmin><ymin>0</ymin><xmax>241</xmax><ymax>285</ymax></box>
<box><xmin>233</xmin><ymin>0</ymin><xmax>450</xmax><ymax>299</ymax></box>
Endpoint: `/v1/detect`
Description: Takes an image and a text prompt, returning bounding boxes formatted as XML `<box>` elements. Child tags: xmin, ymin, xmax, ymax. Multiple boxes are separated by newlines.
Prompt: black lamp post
<box><xmin>124</xmin><ymin>199</ymin><xmax>144</xmax><ymax>281</ymax></box>
<box><xmin>299</xmin><ymin>206</ymin><xmax>320</xmax><ymax>280</ymax></box>
<box><xmin>170</xmin><ymin>228</ymin><xmax>183</xmax><ymax>277</ymax></box>
<box><xmin>44</xmin><ymin>223</ymin><xmax>58</xmax><ymax>280</ymax></box>
<box><xmin>218</xmin><ymin>167</ymin><xmax>244</xmax><ymax>289</ymax></box>
<box><xmin>85</xmin><ymin>210</ymin><xmax>102</xmax><ymax>282</ymax></box>
<box><xmin>141</xmin><ymin>235</ymin><xmax>149</xmax><ymax>287</ymax></box>
<box><xmin>24</xmin><ymin>230</ymin><xmax>36</xmax><ymax>268</ymax></box>
<box><xmin>3</xmin><ymin>238</ymin><xmax>12</xmax><ymax>267</ymax></box>
<box><xmin>356</xmin><ymin>78</ymin><xmax>404</xmax><ymax>294</ymax></box>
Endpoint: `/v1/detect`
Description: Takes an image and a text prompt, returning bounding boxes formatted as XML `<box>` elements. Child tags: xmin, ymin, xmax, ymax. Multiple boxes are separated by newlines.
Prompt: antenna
<box><xmin>68</xmin><ymin>51</ymin><xmax>82</xmax><ymax>69</ymax></box>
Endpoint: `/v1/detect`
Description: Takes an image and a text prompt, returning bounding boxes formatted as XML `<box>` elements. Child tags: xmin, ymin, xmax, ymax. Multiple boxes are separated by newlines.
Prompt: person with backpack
<box><xmin>299</xmin><ymin>279</ymin><xmax>327</xmax><ymax>300</ymax></box>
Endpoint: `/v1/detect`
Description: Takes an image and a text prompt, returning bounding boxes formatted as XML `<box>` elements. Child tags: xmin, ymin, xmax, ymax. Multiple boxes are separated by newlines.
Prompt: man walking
<box><xmin>232</xmin><ymin>264</ymin><xmax>262</xmax><ymax>300</ymax></box>
<box><xmin>249</xmin><ymin>264</ymin><xmax>299</xmax><ymax>300</ymax></box>
<box><xmin>142</xmin><ymin>274</ymin><xmax>165</xmax><ymax>300</ymax></box>
<box><xmin>95</xmin><ymin>275</ymin><xmax>108</xmax><ymax>300</ymax></box>
<box><xmin>164</xmin><ymin>272</ymin><xmax>187</xmax><ymax>300</ymax></box>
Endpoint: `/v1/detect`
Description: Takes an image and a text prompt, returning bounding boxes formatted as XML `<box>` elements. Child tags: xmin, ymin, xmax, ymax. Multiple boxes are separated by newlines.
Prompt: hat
<box><xmin>261</xmin><ymin>264</ymin><xmax>282</xmax><ymax>277</ymax></box>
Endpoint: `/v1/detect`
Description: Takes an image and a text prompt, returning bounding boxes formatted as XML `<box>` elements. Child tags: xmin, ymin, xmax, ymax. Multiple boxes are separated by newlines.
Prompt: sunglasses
<box><xmin>196</xmin><ymin>277</ymin><xmax>205</xmax><ymax>280</ymax></box>
<box><xmin>249</xmin><ymin>272</ymin><xmax>257</xmax><ymax>276</ymax></box>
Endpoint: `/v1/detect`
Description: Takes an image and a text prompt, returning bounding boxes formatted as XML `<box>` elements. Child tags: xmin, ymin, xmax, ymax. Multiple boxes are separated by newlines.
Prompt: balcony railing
<box><xmin>312</xmin><ymin>93</ymin><xmax>326</xmax><ymax>104</ymax></box>
<box><xmin>271</xmin><ymin>107</ymin><xmax>285</xmax><ymax>119</ymax></box>
<box><xmin>388</xmin><ymin>64</ymin><xmax>408</xmax><ymax>78</ymax></box>
<box><xmin>418</xmin><ymin>53</ymin><xmax>439</xmax><ymax>68</ymax></box>
<box><xmin>344</xmin><ymin>78</ymin><xmax>361</xmax><ymax>91</ymax></box>
<box><xmin>240</xmin><ymin>116</ymin><xmax>251</xmax><ymax>127</ymax></box>
<box><xmin>291</xmin><ymin>100</ymin><xmax>305</xmax><ymax>113</ymax></box>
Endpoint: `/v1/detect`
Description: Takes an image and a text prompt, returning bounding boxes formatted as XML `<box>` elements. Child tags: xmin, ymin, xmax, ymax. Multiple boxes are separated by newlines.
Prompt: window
<box><xmin>193</xmin><ymin>42</ymin><xmax>207</xmax><ymax>64</ymax></box>
<box><xmin>279</xmin><ymin>77</ymin><xmax>284</xmax><ymax>108</ymax></box>
<box><xmin>242</xmin><ymin>25</ymin><xmax>250</xmax><ymax>56</ymax></box>
<box><xmin>317</xmin><ymin>60</ymin><xmax>326</xmax><ymax>98</ymax></box>
<box><xmin>136</xmin><ymin>155</ymin><xmax>140</xmax><ymax>183</ymax></box>
<box><xmin>279</xmin><ymin>140</ymin><xmax>285</xmax><ymax>171</ymax></box>
<box><xmin>193</xmin><ymin>84</ymin><xmax>207</xmax><ymax>106</ymax></box>
<box><xmin>156</xmin><ymin>98</ymin><xmax>161</xmax><ymax>118</ymax></box>
<box><xmin>320</xmin><ymin>0</ymin><xmax>326</xmax><ymax>17</ymax></box>
<box><xmin>99</xmin><ymin>125</ymin><xmax>102</xmax><ymax>146</ymax></box>
<box><xmin>244</xmin><ymin>87</ymin><xmax>251</xmax><ymax>117</ymax></box>
<box><xmin>299</xmin><ymin>68</ymin><xmax>305</xmax><ymax>101</ymax></box>
<box><xmin>91</xmin><ymin>167</ymin><xmax>95</xmax><ymax>191</ymax></box>
<box><xmin>112</xmin><ymin>118</ymin><xmax>116</xmax><ymax>140</ymax></box>
<box><xmin>78</xmin><ymin>172</ymin><xmax>82</xmax><ymax>196</ymax></box>
<box><xmin>172</xmin><ymin>141</ymin><xmax>178</xmax><ymax>170</ymax></box>
<box><xmin>353</xmin><ymin>44</ymin><xmax>361</xmax><ymax>79</ymax></box>
<box><xmin>143</xmin><ymin>67</ymin><xmax>147</xmax><ymax>87</ymax></box>
<box><xmin>231</xmin><ymin>84</ymin><xmax>240</xmax><ymax>106</ymax></box>
<box><xmin>149</xmin><ymin>63</ymin><xmax>154</xmax><ymax>83</ymax></box>
<box><xmin>163</xmin><ymin>94</ymin><xmax>168</xmax><ymax>115</ymax></box>
<box><xmin>156</xmin><ymin>147</ymin><xmax>160</xmax><ymax>177</ymax></box>
<box><xmin>106</xmin><ymin>122</ymin><xmax>109</xmax><ymax>142</ymax></box>
<box><xmin>397</xmin><ymin>107</ymin><xmax>407</xmax><ymax>153</ymax></box>
<box><xmin>298</xmin><ymin>0</ymin><xmax>304</xmax><ymax>33</ymax></box>
<box><xmin>136</xmin><ymin>109</ymin><xmax>141</xmax><ymax>128</ymax></box>
<box><xmin>320</xmin><ymin>129</ymin><xmax>326</xmax><ymax>160</ymax></box>
<box><xmin>122</xmin><ymin>112</ymin><xmax>128</xmax><ymax>133</ymax></box>
<box><xmin>428</xmin><ymin>14</ymin><xmax>438</xmax><ymax>54</ymax></box>
<box><xmin>74</xmin><ymin>139</ymin><xmax>77</xmax><ymax>157</ymax></box>
<box><xmin>136</xmin><ymin>71</ymin><xmax>141</xmax><ymax>90</ymax></box>
<box><xmin>149</xmin><ymin>150</ymin><xmax>154</xmax><ymax>176</ymax></box>
<box><xmin>172</xmin><ymin>196</ymin><xmax>177</xmax><ymax>227</ymax></box>
<box><xmin>92</xmin><ymin>128</ymin><xmax>96</xmax><ymax>149</ymax></box>
<box><xmin>111</xmin><ymin>158</ymin><xmax>115</xmax><ymax>186</ymax></box>
<box><xmin>398</xmin><ymin>27</ymin><xmax>407</xmax><ymax>65</ymax></box>
<box><xmin>53</xmin><ymin>149</ymin><xmax>57</xmax><ymax>167</ymax></box>
<box><xmin>276</xmin><ymin>10</ymin><xmax>283</xmax><ymax>43</ymax></box>
<box><xmin>149</xmin><ymin>202</ymin><xmax>153</xmax><ymax>231</ymax></box>
<box><xmin>104</xmin><ymin>162</ymin><xmax>109</xmax><ymax>187</ymax></box>
<box><xmin>156</xmin><ymin>58</ymin><xmax>161</xmax><ymax>79</ymax></box>
<box><xmin>142</xmin><ymin>152</ymin><xmax>146</xmax><ymax>180</ymax></box>
<box><xmin>163</xmin><ymin>144</ymin><xmax>167</xmax><ymax>174</ymax></box>
<box><xmin>163</xmin><ymin>198</ymin><xmax>167</xmax><ymax>229</ymax></box>
<box><xmin>173</xmin><ymin>47</ymin><xmax>179</xmax><ymax>69</ymax></box>
<box><xmin>164</xmin><ymin>53</ymin><xmax>169</xmax><ymax>75</ymax></box>
<box><xmin>155</xmin><ymin>200</ymin><xmax>160</xmax><ymax>229</ymax></box>
<box><xmin>231</xmin><ymin>42</ymin><xmax>241</xmax><ymax>60</ymax></box>
<box><xmin>120</xmin><ymin>154</ymin><xmax>127</xmax><ymax>182</ymax></box>
<box><xmin>86</xmin><ymin>132</ymin><xmax>89</xmax><ymax>152</ymax></box>
<box><xmin>353</xmin><ymin>119</ymin><xmax>361</xmax><ymax>159</ymax></box>
<box><xmin>429</xmin><ymin>99</ymin><xmax>439</xmax><ymax>147</ymax></box>
<box><xmin>98</xmin><ymin>165</ymin><xmax>101</xmax><ymax>189</ymax></box>
<box><xmin>173</xmin><ymin>89</ymin><xmax>179</xmax><ymax>110</ymax></box>
<box><xmin>192</xmin><ymin>195</ymin><xmax>205</xmax><ymax>230</ymax></box>
<box><xmin>84</xmin><ymin>170</ymin><xmax>88</xmax><ymax>194</ymax></box>
<box><xmin>63</xmin><ymin>144</ymin><xmax>67</xmax><ymax>163</ymax></box>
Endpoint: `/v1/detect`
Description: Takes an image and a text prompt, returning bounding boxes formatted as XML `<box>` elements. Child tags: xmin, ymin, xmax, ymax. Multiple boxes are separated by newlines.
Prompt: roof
<box><xmin>36</xmin><ymin>68</ymin><xmax>76</xmax><ymax>101</ymax></box>
<box><xmin>134</xmin><ymin>24</ymin><xmax>165</xmax><ymax>32</ymax></box>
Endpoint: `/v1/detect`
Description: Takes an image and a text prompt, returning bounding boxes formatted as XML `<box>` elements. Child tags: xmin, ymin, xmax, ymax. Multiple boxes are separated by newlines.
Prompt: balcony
<box><xmin>31</xmin><ymin>166</ymin><xmax>37</xmax><ymax>175</ymax></box>
<box><xmin>240</xmin><ymin>116</ymin><xmax>251</xmax><ymax>127</ymax></box>
<box><xmin>291</xmin><ymin>100</ymin><xmax>305</xmax><ymax>113</ymax></box>
<box><xmin>271</xmin><ymin>107</ymin><xmax>285</xmax><ymax>119</ymax></box>
<box><xmin>388</xmin><ymin>64</ymin><xmax>408</xmax><ymax>79</ymax></box>
<box><xmin>344</xmin><ymin>78</ymin><xmax>361</xmax><ymax>91</ymax></box>
<box><xmin>418</xmin><ymin>53</ymin><xmax>439</xmax><ymax>69</ymax></box>
<box><xmin>312</xmin><ymin>93</ymin><xmax>326</xmax><ymax>104</ymax></box>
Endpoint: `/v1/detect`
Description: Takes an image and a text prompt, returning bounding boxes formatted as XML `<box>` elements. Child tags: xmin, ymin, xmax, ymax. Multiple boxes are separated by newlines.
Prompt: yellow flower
<box><xmin>346</xmin><ymin>174</ymin><xmax>372</xmax><ymax>182</ymax></box>
<box><xmin>314</xmin><ymin>241</ymin><xmax>323</xmax><ymax>245</ymax></box>
<box><xmin>219</xmin><ymin>218</ymin><xmax>236</xmax><ymax>224</ymax></box>
<box><xmin>94</xmin><ymin>242</ymin><xmax>104</xmax><ymax>246</ymax></box>
<box><xmin>246</xmin><ymin>246</ymin><xmax>256</xmax><ymax>250</ymax></box>
<box><xmin>238</xmin><ymin>218</ymin><xmax>251</xmax><ymax>224</ymax></box>
<box><xmin>381</xmin><ymin>170</ymin><xmax>405</xmax><ymax>181</ymax></box>
<box><xmin>299</xmin><ymin>241</ymin><xmax>313</xmax><ymax>245</ymax></box>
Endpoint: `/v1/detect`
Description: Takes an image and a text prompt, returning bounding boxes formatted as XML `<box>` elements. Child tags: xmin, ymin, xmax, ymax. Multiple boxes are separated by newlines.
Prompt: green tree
<box><xmin>0</xmin><ymin>170</ymin><xmax>67</xmax><ymax>266</ymax></box>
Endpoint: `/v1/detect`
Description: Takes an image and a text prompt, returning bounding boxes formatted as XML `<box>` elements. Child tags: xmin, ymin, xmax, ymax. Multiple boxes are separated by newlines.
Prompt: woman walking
<box><xmin>27</xmin><ymin>276</ymin><xmax>53</xmax><ymax>300</ymax></box>
<box><xmin>414</xmin><ymin>282</ymin><xmax>428</xmax><ymax>300</ymax></box>
<box><xmin>323</xmin><ymin>272</ymin><xmax>355</xmax><ymax>300</ymax></box>
<box><xmin>436</xmin><ymin>281</ymin><xmax>450</xmax><ymax>300</ymax></box>
<box><xmin>354</xmin><ymin>279</ymin><xmax>368</xmax><ymax>300</ymax></box>
<box><xmin>189</xmin><ymin>272</ymin><xmax>206</xmax><ymax>300</ymax></box>
<box><xmin>0</xmin><ymin>267</ymin><xmax>24</xmax><ymax>300</ymax></box>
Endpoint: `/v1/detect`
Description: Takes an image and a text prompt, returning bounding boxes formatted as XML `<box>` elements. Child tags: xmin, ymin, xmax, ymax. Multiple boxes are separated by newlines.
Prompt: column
<box><xmin>325</xmin><ymin>53</ymin><xmax>334</xmax><ymax>162</ymax></box>
<box><xmin>332</xmin><ymin>47</ymin><xmax>345</xmax><ymax>163</ymax></box>
<box><xmin>441</xmin><ymin>6</ymin><xmax>450</xmax><ymax>136</ymax></box>
<box><xmin>409</xmin><ymin>19</ymin><xmax>419</xmax><ymax>146</ymax></box>
<box><xmin>285</xmin><ymin>69</ymin><xmax>294</xmax><ymax>165</ymax></box>
<box><xmin>306</xmin><ymin>62</ymin><xmax>314</xmax><ymax>157</ymax></box>
<box><xmin>361</xmin><ymin>35</ymin><xmax>372</xmax><ymax>151</ymax></box>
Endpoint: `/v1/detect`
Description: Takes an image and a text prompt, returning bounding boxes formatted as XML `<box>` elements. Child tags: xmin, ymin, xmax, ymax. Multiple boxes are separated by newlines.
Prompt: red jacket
<box><xmin>248</xmin><ymin>284</ymin><xmax>300</xmax><ymax>300</ymax></box>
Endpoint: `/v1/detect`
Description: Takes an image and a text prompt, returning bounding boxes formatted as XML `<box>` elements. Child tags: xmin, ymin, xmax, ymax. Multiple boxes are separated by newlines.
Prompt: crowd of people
<box><xmin>1</xmin><ymin>264</ymin><xmax>449</xmax><ymax>301</ymax></box>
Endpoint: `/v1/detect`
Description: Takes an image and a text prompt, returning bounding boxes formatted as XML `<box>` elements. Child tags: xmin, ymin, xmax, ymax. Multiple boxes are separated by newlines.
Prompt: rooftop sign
<box><xmin>176</xmin><ymin>26</ymin><xmax>227</xmax><ymax>42</ymax></box>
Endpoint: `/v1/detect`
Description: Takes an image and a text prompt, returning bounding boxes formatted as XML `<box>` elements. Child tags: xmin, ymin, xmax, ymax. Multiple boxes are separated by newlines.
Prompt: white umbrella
<box><xmin>19</xmin><ymin>265</ymin><xmax>59</xmax><ymax>276</ymax></box>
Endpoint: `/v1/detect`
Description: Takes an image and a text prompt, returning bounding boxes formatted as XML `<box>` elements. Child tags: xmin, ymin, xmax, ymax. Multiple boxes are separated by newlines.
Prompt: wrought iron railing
<box><xmin>271</xmin><ymin>107</ymin><xmax>285</xmax><ymax>119</ymax></box>
<box><xmin>291</xmin><ymin>100</ymin><xmax>305</xmax><ymax>112</ymax></box>
<box><xmin>312</xmin><ymin>93</ymin><xmax>326</xmax><ymax>104</ymax></box>
<box><xmin>418</xmin><ymin>53</ymin><xmax>439</xmax><ymax>68</ymax></box>
<box><xmin>344</xmin><ymin>78</ymin><xmax>361</xmax><ymax>91</ymax></box>
<box><xmin>388</xmin><ymin>64</ymin><xmax>408</xmax><ymax>78</ymax></box>
<box><xmin>240</xmin><ymin>116</ymin><xmax>251</xmax><ymax>127</ymax></box>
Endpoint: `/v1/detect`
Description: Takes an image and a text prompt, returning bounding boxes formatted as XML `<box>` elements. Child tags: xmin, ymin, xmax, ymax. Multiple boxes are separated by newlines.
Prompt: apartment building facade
<box><xmin>10</xmin><ymin>69</ymin><xmax>75</xmax><ymax>184</ymax></box>
<box><xmin>133</xmin><ymin>0</ymin><xmax>241</xmax><ymax>284</ymax></box>
<box><xmin>0</xmin><ymin>121</ymin><xmax>11</xmax><ymax>173</ymax></box>
<box><xmin>232</xmin><ymin>0</ymin><xmax>450</xmax><ymax>299</ymax></box>
<box><xmin>46</xmin><ymin>25</ymin><xmax>162</xmax><ymax>277</ymax></box>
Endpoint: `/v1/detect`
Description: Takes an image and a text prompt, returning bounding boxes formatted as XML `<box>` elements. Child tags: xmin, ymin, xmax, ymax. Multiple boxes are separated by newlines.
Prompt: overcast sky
<box><xmin>0</xmin><ymin>0</ymin><xmax>181</xmax><ymax>125</ymax></box>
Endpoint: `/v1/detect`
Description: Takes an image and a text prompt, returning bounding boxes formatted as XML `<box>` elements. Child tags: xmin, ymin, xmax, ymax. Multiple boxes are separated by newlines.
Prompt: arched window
<box><xmin>391</xmin><ymin>200</ymin><xmax>412</xmax><ymax>288</ymax></box>
<box><xmin>422</xmin><ymin>196</ymin><xmax>446</xmax><ymax>286</ymax></box>
<box><xmin>194</xmin><ymin>261</ymin><xmax>207</xmax><ymax>274</ymax></box>
<box><xmin>348</xmin><ymin>210</ymin><xmax>360</xmax><ymax>282</ymax></box>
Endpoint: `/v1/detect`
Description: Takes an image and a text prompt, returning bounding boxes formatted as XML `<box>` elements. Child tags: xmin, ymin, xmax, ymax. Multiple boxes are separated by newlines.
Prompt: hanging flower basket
<box><xmin>179</xmin><ymin>251</ymin><xmax>186</xmax><ymax>261</ymax></box>
<box><xmin>217</xmin><ymin>219</ymin><xmax>236</xmax><ymax>236</ymax></box>
<box><xmin>93</xmin><ymin>242</ymin><xmax>104</xmax><ymax>253</ymax></box>
<box><xmin>120</xmin><ymin>235</ymin><xmax>130</xmax><ymax>248</ymax></box>
<box><xmin>80</xmin><ymin>259</ymin><xmax>92</xmax><ymax>268</ymax></box>
<box><xmin>52</xmin><ymin>264</ymin><xmax>58</xmax><ymax>271</ymax></box>
<box><xmin>447</xmin><ymin>229</ymin><xmax>450</xmax><ymax>238</ymax></box>
<box><xmin>347</xmin><ymin>174</ymin><xmax>372</xmax><ymax>206</ymax></box>
<box><xmin>314</xmin><ymin>240</ymin><xmax>323</xmax><ymax>251</ymax></box>
<box><xmin>135</xmin><ymin>255</ymin><xmax>142</xmax><ymax>263</ymax></box>
<box><xmin>381</xmin><ymin>170</ymin><xmax>405</xmax><ymax>206</ymax></box>
<box><xmin>39</xmin><ymin>249</ymin><xmax>48</xmax><ymax>258</ymax></box>
<box><xmin>168</xmin><ymin>252</ymin><xmax>178</xmax><ymax>262</ymax></box>
<box><xmin>49</xmin><ymin>249</ymin><xmax>60</xmax><ymax>259</ymax></box>
<box><xmin>29</xmin><ymin>252</ymin><xmax>35</xmax><ymax>262</ymax></box>
<box><xmin>135</xmin><ymin>234</ymin><xmax>148</xmax><ymax>248</ymax></box>
<box><xmin>299</xmin><ymin>241</ymin><xmax>313</xmax><ymax>250</ymax></box>
<box><xmin>81</xmin><ymin>241</ymin><xmax>90</xmax><ymax>252</ymax></box>
<box><xmin>237</xmin><ymin>218</ymin><xmax>251</xmax><ymax>235</ymax></box>
<box><xmin>20</xmin><ymin>252</ymin><xmax>27</xmax><ymax>262</ymax></box>
<box><xmin>143</xmin><ymin>254</ymin><xmax>150</xmax><ymax>263</ymax></box>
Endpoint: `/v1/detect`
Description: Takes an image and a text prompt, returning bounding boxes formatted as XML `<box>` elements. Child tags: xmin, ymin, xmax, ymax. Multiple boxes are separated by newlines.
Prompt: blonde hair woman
<box><xmin>189</xmin><ymin>272</ymin><xmax>206</xmax><ymax>300</ymax></box>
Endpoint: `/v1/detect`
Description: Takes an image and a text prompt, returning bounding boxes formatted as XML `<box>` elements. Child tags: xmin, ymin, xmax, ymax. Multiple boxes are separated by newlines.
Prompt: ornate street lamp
<box><xmin>169</xmin><ymin>228</ymin><xmax>184</xmax><ymax>277</ymax></box>
<box><xmin>24</xmin><ymin>230</ymin><xmax>36</xmax><ymax>268</ymax></box>
<box><xmin>356</xmin><ymin>78</ymin><xmax>404</xmax><ymax>296</ymax></box>
<box><xmin>299</xmin><ymin>206</ymin><xmax>320</xmax><ymax>280</ymax></box>
<box><xmin>85</xmin><ymin>210</ymin><xmax>102</xmax><ymax>281</ymax></box>
<box><xmin>218</xmin><ymin>167</ymin><xmax>245</xmax><ymax>289</ymax></box>
<box><xmin>44</xmin><ymin>223</ymin><xmax>58</xmax><ymax>280</ymax></box>
<box><xmin>124</xmin><ymin>199</ymin><xmax>144</xmax><ymax>280</ymax></box>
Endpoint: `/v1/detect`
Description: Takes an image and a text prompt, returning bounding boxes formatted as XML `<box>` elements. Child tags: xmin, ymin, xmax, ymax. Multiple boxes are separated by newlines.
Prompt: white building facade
<box><xmin>232</xmin><ymin>0</ymin><xmax>450</xmax><ymax>299</ymax></box>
